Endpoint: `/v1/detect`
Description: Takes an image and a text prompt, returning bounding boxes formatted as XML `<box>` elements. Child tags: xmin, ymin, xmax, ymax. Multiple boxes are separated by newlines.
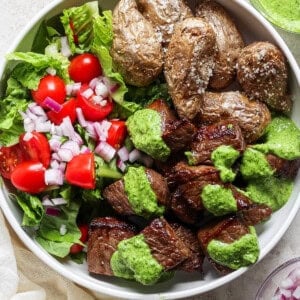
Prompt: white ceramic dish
<box><xmin>0</xmin><ymin>0</ymin><xmax>300</xmax><ymax>299</ymax></box>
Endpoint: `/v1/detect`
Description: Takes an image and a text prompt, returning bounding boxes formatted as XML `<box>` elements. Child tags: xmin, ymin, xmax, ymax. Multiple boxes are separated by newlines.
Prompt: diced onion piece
<box><xmin>76</xmin><ymin>107</ymin><xmax>87</xmax><ymax>128</ymax></box>
<box><xmin>89</xmin><ymin>77</ymin><xmax>102</xmax><ymax>90</ymax></box>
<box><xmin>49</xmin><ymin>138</ymin><xmax>62</xmax><ymax>152</ymax></box>
<box><xmin>81</xmin><ymin>88</ymin><xmax>94</xmax><ymax>99</ymax></box>
<box><xmin>29</xmin><ymin>104</ymin><xmax>47</xmax><ymax>117</ymax></box>
<box><xmin>95</xmin><ymin>81</ymin><xmax>109</xmax><ymax>98</ymax></box>
<box><xmin>95</xmin><ymin>141</ymin><xmax>116</xmax><ymax>162</ymax></box>
<box><xmin>60</xmin><ymin>224</ymin><xmax>67</xmax><ymax>235</ymax></box>
<box><xmin>45</xmin><ymin>169</ymin><xmax>64</xmax><ymax>186</ymax></box>
<box><xmin>57</xmin><ymin>148</ymin><xmax>74</xmax><ymax>162</ymax></box>
<box><xmin>35</xmin><ymin>120</ymin><xmax>52</xmax><ymax>133</ymax></box>
<box><xmin>94</xmin><ymin>120</ymin><xmax>111</xmax><ymax>142</ymax></box>
<box><xmin>61</xmin><ymin>140</ymin><xmax>80</xmax><ymax>156</ymax></box>
<box><xmin>23</xmin><ymin>132</ymin><xmax>33</xmax><ymax>142</ymax></box>
<box><xmin>293</xmin><ymin>286</ymin><xmax>300</xmax><ymax>299</ymax></box>
<box><xmin>129</xmin><ymin>149</ymin><xmax>142</xmax><ymax>163</ymax></box>
<box><xmin>50</xmin><ymin>159</ymin><xmax>60</xmax><ymax>169</ymax></box>
<box><xmin>280</xmin><ymin>277</ymin><xmax>294</xmax><ymax>290</ymax></box>
<box><xmin>51</xmin><ymin>197</ymin><xmax>67</xmax><ymax>206</ymax></box>
<box><xmin>66</xmin><ymin>83</ymin><xmax>81</xmax><ymax>96</ymax></box>
<box><xmin>46</xmin><ymin>207</ymin><xmax>61</xmax><ymax>216</ymax></box>
<box><xmin>279</xmin><ymin>288</ymin><xmax>292</xmax><ymax>298</ymax></box>
<box><xmin>61</xmin><ymin>36</ymin><xmax>72</xmax><ymax>57</ymax></box>
<box><xmin>43</xmin><ymin>97</ymin><xmax>62</xmax><ymax>113</ymax></box>
<box><xmin>42</xmin><ymin>196</ymin><xmax>54</xmax><ymax>207</ymax></box>
<box><xmin>92</xmin><ymin>95</ymin><xmax>103</xmax><ymax>104</ymax></box>
<box><xmin>117</xmin><ymin>146</ymin><xmax>129</xmax><ymax>162</ymax></box>
<box><xmin>80</xmin><ymin>145</ymin><xmax>92</xmax><ymax>154</ymax></box>
<box><xmin>117</xmin><ymin>159</ymin><xmax>127</xmax><ymax>173</ymax></box>
<box><xmin>46</xmin><ymin>67</ymin><xmax>56</xmax><ymax>76</ymax></box>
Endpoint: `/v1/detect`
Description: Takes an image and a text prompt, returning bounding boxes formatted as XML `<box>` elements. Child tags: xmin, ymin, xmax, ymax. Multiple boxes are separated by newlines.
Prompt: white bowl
<box><xmin>0</xmin><ymin>0</ymin><xmax>300</xmax><ymax>299</ymax></box>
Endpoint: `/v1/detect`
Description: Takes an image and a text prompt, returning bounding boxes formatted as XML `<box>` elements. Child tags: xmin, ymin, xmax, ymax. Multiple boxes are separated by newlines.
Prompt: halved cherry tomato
<box><xmin>65</xmin><ymin>153</ymin><xmax>95</xmax><ymax>189</ymax></box>
<box><xmin>11</xmin><ymin>161</ymin><xmax>46</xmax><ymax>194</ymax></box>
<box><xmin>106</xmin><ymin>120</ymin><xmax>127</xmax><ymax>149</ymax></box>
<box><xmin>47</xmin><ymin>98</ymin><xmax>77</xmax><ymax>125</ymax></box>
<box><xmin>31</xmin><ymin>75</ymin><xmax>66</xmax><ymax>107</ymax></box>
<box><xmin>69</xmin><ymin>53</ymin><xmax>102</xmax><ymax>83</ymax></box>
<box><xmin>19</xmin><ymin>132</ymin><xmax>50</xmax><ymax>168</ymax></box>
<box><xmin>0</xmin><ymin>144</ymin><xmax>27</xmax><ymax>179</ymax></box>
<box><xmin>70</xmin><ymin>224</ymin><xmax>88</xmax><ymax>254</ymax></box>
<box><xmin>76</xmin><ymin>84</ymin><xmax>114</xmax><ymax>121</ymax></box>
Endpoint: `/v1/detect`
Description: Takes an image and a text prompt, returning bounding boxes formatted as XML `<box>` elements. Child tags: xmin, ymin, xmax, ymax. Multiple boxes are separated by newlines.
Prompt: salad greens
<box><xmin>0</xmin><ymin>1</ymin><xmax>171</xmax><ymax>262</ymax></box>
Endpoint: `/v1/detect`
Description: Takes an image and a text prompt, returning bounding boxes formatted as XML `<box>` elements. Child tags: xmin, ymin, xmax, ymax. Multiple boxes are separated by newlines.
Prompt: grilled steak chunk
<box><xmin>103</xmin><ymin>180</ymin><xmax>134</xmax><ymax>216</ymax></box>
<box><xmin>197</xmin><ymin>217</ymin><xmax>250</xmax><ymax>274</ymax></box>
<box><xmin>170</xmin><ymin>223</ymin><xmax>204</xmax><ymax>272</ymax></box>
<box><xmin>266</xmin><ymin>154</ymin><xmax>300</xmax><ymax>179</ymax></box>
<box><xmin>230</xmin><ymin>185</ymin><xmax>272</xmax><ymax>225</ymax></box>
<box><xmin>188</xmin><ymin>120</ymin><xmax>246</xmax><ymax>165</ymax></box>
<box><xmin>148</xmin><ymin>99</ymin><xmax>197</xmax><ymax>152</ymax></box>
<box><xmin>142</xmin><ymin>218</ymin><xmax>190</xmax><ymax>270</ymax></box>
<box><xmin>167</xmin><ymin>162</ymin><xmax>221</xmax><ymax>190</ymax></box>
<box><xmin>103</xmin><ymin>167</ymin><xmax>170</xmax><ymax>216</ymax></box>
<box><xmin>87</xmin><ymin>217</ymin><xmax>136</xmax><ymax>275</ymax></box>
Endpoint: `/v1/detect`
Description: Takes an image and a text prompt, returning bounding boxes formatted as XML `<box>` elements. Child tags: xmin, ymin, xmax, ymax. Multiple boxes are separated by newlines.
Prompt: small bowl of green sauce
<box><xmin>250</xmin><ymin>0</ymin><xmax>300</xmax><ymax>34</ymax></box>
<box><xmin>256</xmin><ymin>257</ymin><xmax>300</xmax><ymax>299</ymax></box>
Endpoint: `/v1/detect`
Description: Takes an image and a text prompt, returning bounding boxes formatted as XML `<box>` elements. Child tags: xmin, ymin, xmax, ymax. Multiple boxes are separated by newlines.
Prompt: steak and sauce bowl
<box><xmin>0</xmin><ymin>0</ymin><xmax>299</xmax><ymax>299</ymax></box>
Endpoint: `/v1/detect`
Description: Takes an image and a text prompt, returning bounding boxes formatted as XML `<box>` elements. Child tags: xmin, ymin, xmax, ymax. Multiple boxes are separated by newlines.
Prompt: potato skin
<box><xmin>111</xmin><ymin>0</ymin><xmax>163</xmax><ymax>87</ymax></box>
<box><xmin>237</xmin><ymin>41</ymin><xmax>291</xmax><ymax>113</ymax></box>
<box><xmin>164</xmin><ymin>17</ymin><xmax>216</xmax><ymax>120</ymax></box>
<box><xmin>195</xmin><ymin>1</ymin><xmax>244</xmax><ymax>90</ymax></box>
<box><xmin>136</xmin><ymin>0</ymin><xmax>193</xmax><ymax>49</ymax></box>
<box><xmin>198</xmin><ymin>91</ymin><xmax>271</xmax><ymax>143</ymax></box>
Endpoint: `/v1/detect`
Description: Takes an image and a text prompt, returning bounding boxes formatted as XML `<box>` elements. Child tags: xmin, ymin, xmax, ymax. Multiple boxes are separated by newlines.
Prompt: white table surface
<box><xmin>0</xmin><ymin>1</ymin><xmax>299</xmax><ymax>299</ymax></box>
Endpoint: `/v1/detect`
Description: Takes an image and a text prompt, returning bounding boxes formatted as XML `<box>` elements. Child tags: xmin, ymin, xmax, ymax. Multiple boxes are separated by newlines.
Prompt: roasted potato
<box><xmin>198</xmin><ymin>91</ymin><xmax>271</xmax><ymax>143</ymax></box>
<box><xmin>136</xmin><ymin>0</ymin><xmax>193</xmax><ymax>49</ymax></box>
<box><xmin>164</xmin><ymin>17</ymin><xmax>216</xmax><ymax>120</ymax></box>
<box><xmin>111</xmin><ymin>0</ymin><xmax>163</xmax><ymax>87</ymax></box>
<box><xmin>195</xmin><ymin>0</ymin><xmax>244</xmax><ymax>90</ymax></box>
<box><xmin>237</xmin><ymin>41</ymin><xmax>291</xmax><ymax>113</ymax></box>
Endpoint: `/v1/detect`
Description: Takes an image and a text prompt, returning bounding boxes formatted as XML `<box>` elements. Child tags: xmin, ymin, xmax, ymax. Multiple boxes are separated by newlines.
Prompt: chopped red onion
<box><xmin>43</xmin><ymin>97</ymin><xmax>62</xmax><ymax>113</ymax></box>
<box><xmin>28</xmin><ymin>103</ymin><xmax>47</xmax><ymax>117</ymax></box>
<box><xmin>51</xmin><ymin>197</ymin><xmax>67</xmax><ymax>206</ymax></box>
<box><xmin>61</xmin><ymin>140</ymin><xmax>80</xmax><ymax>156</ymax></box>
<box><xmin>92</xmin><ymin>95</ymin><xmax>103</xmax><ymax>104</ymax></box>
<box><xmin>46</xmin><ymin>207</ymin><xmax>61</xmax><ymax>216</ymax></box>
<box><xmin>94</xmin><ymin>120</ymin><xmax>111</xmax><ymax>142</ymax></box>
<box><xmin>86</xmin><ymin>122</ymin><xmax>97</xmax><ymax>140</ymax></box>
<box><xmin>275</xmin><ymin>266</ymin><xmax>300</xmax><ymax>299</ymax></box>
<box><xmin>35</xmin><ymin>120</ymin><xmax>52</xmax><ymax>133</ymax></box>
<box><xmin>61</xmin><ymin>36</ymin><xmax>72</xmax><ymax>58</ymax></box>
<box><xmin>81</xmin><ymin>88</ymin><xmax>94</xmax><ymax>99</ymax></box>
<box><xmin>117</xmin><ymin>159</ymin><xmax>127</xmax><ymax>173</ymax></box>
<box><xmin>45</xmin><ymin>169</ymin><xmax>64</xmax><ymax>186</ymax></box>
<box><xmin>76</xmin><ymin>107</ymin><xmax>88</xmax><ymax>128</ymax></box>
<box><xmin>26</xmin><ymin>110</ymin><xmax>38</xmax><ymax>120</ymax></box>
<box><xmin>60</xmin><ymin>224</ymin><xmax>67</xmax><ymax>235</ymax></box>
<box><xmin>89</xmin><ymin>77</ymin><xmax>102</xmax><ymax>90</ymax></box>
<box><xmin>95</xmin><ymin>81</ymin><xmax>109</xmax><ymax>98</ymax></box>
<box><xmin>66</xmin><ymin>83</ymin><xmax>81</xmax><ymax>96</ymax></box>
<box><xmin>23</xmin><ymin>119</ymin><xmax>35</xmax><ymax>132</ymax></box>
<box><xmin>50</xmin><ymin>159</ymin><xmax>60</xmax><ymax>169</ymax></box>
<box><xmin>46</xmin><ymin>67</ymin><xmax>56</xmax><ymax>76</ymax></box>
<box><xmin>23</xmin><ymin>132</ymin><xmax>33</xmax><ymax>141</ymax></box>
<box><xmin>80</xmin><ymin>145</ymin><xmax>92</xmax><ymax>154</ymax></box>
<box><xmin>57</xmin><ymin>148</ymin><xmax>74</xmax><ymax>162</ymax></box>
<box><xmin>117</xmin><ymin>146</ymin><xmax>129</xmax><ymax>162</ymax></box>
<box><xmin>51</xmin><ymin>153</ymin><xmax>61</xmax><ymax>161</ymax></box>
<box><xmin>293</xmin><ymin>287</ymin><xmax>300</xmax><ymax>299</ymax></box>
<box><xmin>95</xmin><ymin>141</ymin><xmax>116</xmax><ymax>162</ymax></box>
<box><xmin>58</xmin><ymin>162</ymin><xmax>67</xmax><ymax>172</ymax></box>
<box><xmin>49</xmin><ymin>138</ymin><xmax>62</xmax><ymax>152</ymax></box>
<box><xmin>129</xmin><ymin>149</ymin><xmax>142</xmax><ymax>163</ymax></box>
<box><xmin>42</xmin><ymin>196</ymin><xmax>54</xmax><ymax>207</ymax></box>
<box><xmin>60</xmin><ymin>117</ymin><xmax>77</xmax><ymax>139</ymax></box>
<box><xmin>99</xmin><ymin>100</ymin><xmax>108</xmax><ymax>107</ymax></box>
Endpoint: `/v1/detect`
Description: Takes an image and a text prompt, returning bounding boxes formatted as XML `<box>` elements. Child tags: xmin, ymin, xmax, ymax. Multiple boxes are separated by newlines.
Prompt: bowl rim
<box><xmin>0</xmin><ymin>0</ymin><xmax>300</xmax><ymax>299</ymax></box>
<box><xmin>255</xmin><ymin>257</ymin><xmax>300</xmax><ymax>299</ymax></box>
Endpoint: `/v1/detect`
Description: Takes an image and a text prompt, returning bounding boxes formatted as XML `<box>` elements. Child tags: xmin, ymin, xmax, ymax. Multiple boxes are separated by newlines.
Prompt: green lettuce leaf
<box><xmin>125</xmin><ymin>81</ymin><xmax>172</xmax><ymax>107</ymax></box>
<box><xmin>35</xmin><ymin>236</ymin><xmax>74</xmax><ymax>258</ymax></box>
<box><xmin>0</xmin><ymin>77</ymin><xmax>29</xmax><ymax>146</ymax></box>
<box><xmin>91</xmin><ymin>10</ymin><xmax>128</xmax><ymax>103</ymax></box>
<box><xmin>61</xmin><ymin>1</ymin><xmax>99</xmax><ymax>54</ymax></box>
<box><xmin>37</xmin><ymin>202</ymin><xmax>81</xmax><ymax>243</ymax></box>
<box><xmin>110</xmin><ymin>101</ymin><xmax>142</xmax><ymax>119</ymax></box>
<box><xmin>7</xmin><ymin>51</ymin><xmax>70</xmax><ymax>87</ymax></box>
<box><xmin>14</xmin><ymin>192</ymin><xmax>44</xmax><ymax>227</ymax></box>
